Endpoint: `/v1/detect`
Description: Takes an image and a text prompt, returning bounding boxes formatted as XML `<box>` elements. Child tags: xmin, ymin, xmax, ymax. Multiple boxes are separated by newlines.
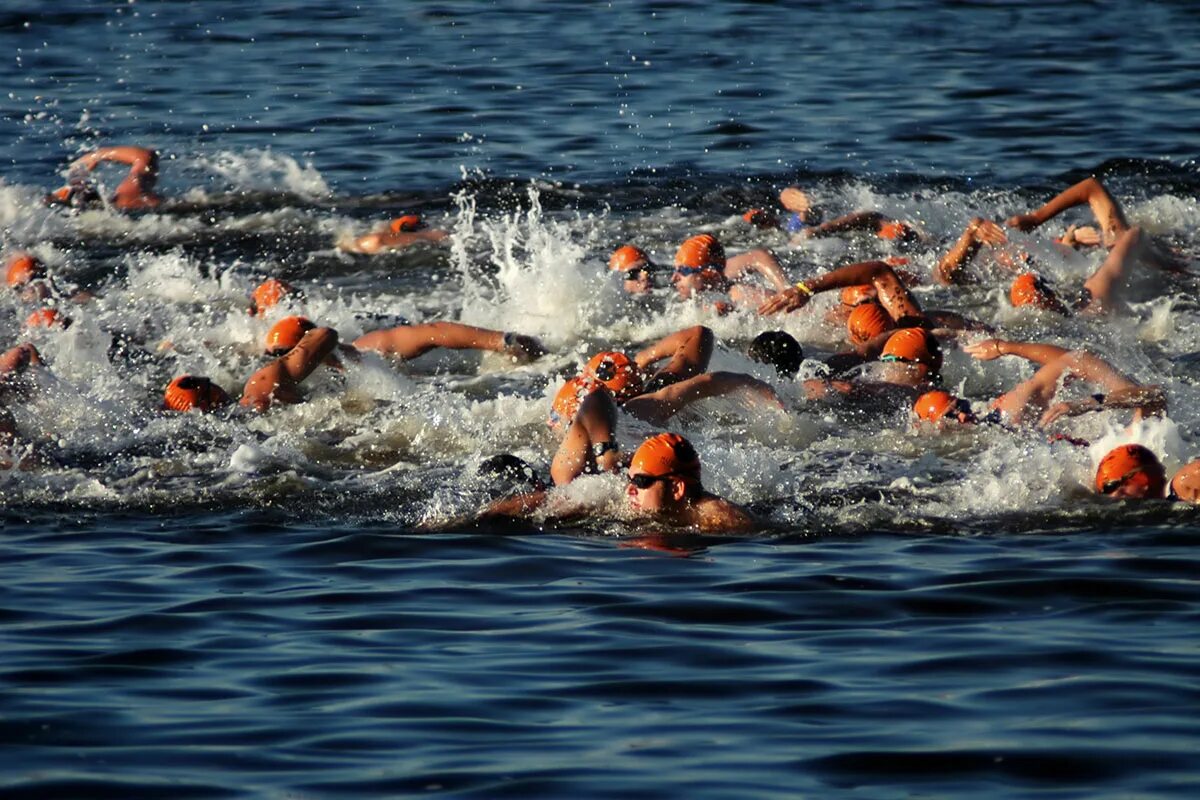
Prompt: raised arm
<box><xmin>724</xmin><ymin>249</ymin><xmax>791</xmax><ymax>290</ymax></box>
<box><xmin>550</xmin><ymin>389</ymin><xmax>619</xmax><ymax>486</ymax></box>
<box><xmin>990</xmin><ymin>348</ymin><xmax>1156</xmax><ymax>426</ymax></box>
<box><xmin>633</xmin><ymin>325</ymin><xmax>713</xmax><ymax>386</ymax></box>
<box><xmin>71</xmin><ymin>146</ymin><xmax>157</xmax><ymax>173</ymax></box>
<box><xmin>281</xmin><ymin>327</ymin><xmax>339</xmax><ymax>382</ymax></box>
<box><xmin>934</xmin><ymin>218</ymin><xmax>1007</xmax><ymax>285</ymax></box>
<box><xmin>624</xmin><ymin>371</ymin><xmax>781</xmax><ymax>425</ymax></box>
<box><xmin>1079</xmin><ymin>226</ymin><xmax>1148</xmax><ymax>312</ymax></box>
<box><xmin>353</xmin><ymin>321</ymin><xmax>544</xmax><ymax>363</ymax></box>
<box><xmin>1006</xmin><ymin>176</ymin><xmax>1129</xmax><ymax>246</ymax></box>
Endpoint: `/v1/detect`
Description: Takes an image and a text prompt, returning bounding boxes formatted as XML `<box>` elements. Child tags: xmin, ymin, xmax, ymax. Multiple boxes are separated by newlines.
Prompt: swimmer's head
<box><xmin>743</xmin><ymin>208</ymin><xmax>778</xmax><ymax>230</ymax></box>
<box><xmin>249</xmin><ymin>278</ymin><xmax>294</xmax><ymax>316</ymax></box>
<box><xmin>1010</xmin><ymin>273</ymin><xmax>1067</xmax><ymax>314</ymax></box>
<box><xmin>1095</xmin><ymin>444</ymin><xmax>1166</xmax><ymax>499</ymax></box>
<box><xmin>840</xmin><ymin>284</ymin><xmax>877</xmax><ymax>308</ymax></box>
<box><xmin>164</xmin><ymin>375</ymin><xmax>231</xmax><ymax>413</ymax></box>
<box><xmin>24</xmin><ymin>308</ymin><xmax>70</xmax><ymax>330</ymax></box>
<box><xmin>548</xmin><ymin>375</ymin><xmax>599</xmax><ymax>430</ymax></box>
<box><xmin>584</xmin><ymin>351</ymin><xmax>643</xmax><ymax>401</ymax></box>
<box><xmin>6</xmin><ymin>253</ymin><xmax>44</xmax><ymax>288</ymax></box>
<box><xmin>747</xmin><ymin>331</ymin><xmax>804</xmax><ymax>379</ymax></box>
<box><xmin>609</xmin><ymin>245</ymin><xmax>657</xmax><ymax>294</ymax></box>
<box><xmin>877</xmin><ymin>221</ymin><xmax>915</xmax><ymax>242</ymax></box>
<box><xmin>847</xmin><ymin>301</ymin><xmax>894</xmax><ymax>346</ymax></box>
<box><xmin>45</xmin><ymin>182</ymin><xmax>101</xmax><ymax>208</ymax></box>
<box><xmin>627</xmin><ymin>432</ymin><xmax>703</xmax><ymax>512</ymax></box>
<box><xmin>265</xmin><ymin>315</ymin><xmax>317</xmax><ymax>355</ymax></box>
<box><xmin>477</xmin><ymin>453</ymin><xmax>547</xmax><ymax>493</ymax></box>
<box><xmin>914</xmin><ymin>390</ymin><xmax>975</xmax><ymax>425</ymax></box>
<box><xmin>389</xmin><ymin>215</ymin><xmax>425</xmax><ymax>233</ymax></box>
<box><xmin>1169</xmin><ymin>461</ymin><xmax>1200</xmax><ymax>504</ymax></box>
<box><xmin>672</xmin><ymin>234</ymin><xmax>727</xmax><ymax>299</ymax></box>
<box><xmin>880</xmin><ymin>327</ymin><xmax>942</xmax><ymax>377</ymax></box>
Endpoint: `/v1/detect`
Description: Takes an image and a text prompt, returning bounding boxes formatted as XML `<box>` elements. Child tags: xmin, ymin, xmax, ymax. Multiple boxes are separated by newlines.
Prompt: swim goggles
<box><xmin>628</xmin><ymin>472</ymin><xmax>676</xmax><ymax>490</ymax></box>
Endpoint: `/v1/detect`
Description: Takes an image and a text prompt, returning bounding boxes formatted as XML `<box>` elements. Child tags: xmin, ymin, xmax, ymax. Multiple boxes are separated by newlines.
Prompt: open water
<box><xmin>2</xmin><ymin>1</ymin><xmax>1200</xmax><ymax>797</ymax></box>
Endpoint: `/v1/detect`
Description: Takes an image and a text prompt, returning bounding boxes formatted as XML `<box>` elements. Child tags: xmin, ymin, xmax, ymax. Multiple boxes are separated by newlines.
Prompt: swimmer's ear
<box><xmin>669</xmin><ymin>477</ymin><xmax>688</xmax><ymax>503</ymax></box>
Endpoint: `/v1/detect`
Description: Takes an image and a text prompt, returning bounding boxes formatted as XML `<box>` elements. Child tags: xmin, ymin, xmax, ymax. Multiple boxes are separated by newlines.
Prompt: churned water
<box><xmin>2</xmin><ymin>1</ymin><xmax>1200</xmax><ymax>797</ymax></box>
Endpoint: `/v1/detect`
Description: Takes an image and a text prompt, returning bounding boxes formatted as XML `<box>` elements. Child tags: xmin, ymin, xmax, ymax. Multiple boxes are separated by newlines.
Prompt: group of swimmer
<box><xmin>4</xmin><ymin>145</ymin><xmax>1199</xmax><ymax>534</ymax></box>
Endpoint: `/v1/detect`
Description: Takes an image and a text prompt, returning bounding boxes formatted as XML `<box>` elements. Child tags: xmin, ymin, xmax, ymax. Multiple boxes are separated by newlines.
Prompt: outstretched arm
<box><xmin>624</xmin><ymin>371</ymin><xmax>782</xmax><ymax>425</ymax></box>
<box><xmin>760</xmin><ymin>260</ymin><xmax>921</xmax><ymax>322</ymax></box>
<box><xmin>634</xmin><ymin>325</ymin><xmax>713</xmax><ymax>383</ymax></box>
<box><xmin>800</xmin><ymin>211</ymin><xmax>888</xmax><ymax>238</ymax></box>
<box><xmin>934</xmin><ymin>218</ymin><xmax>1007</xmax><ymax>285</ymax></box>
<box><xmin>353</xmin><ymin>321</ymin><xmax>544</xmax><ymax>362</ymax></box>
<box><xmin>963</xmin><ymin>338</ymin><xmax>1070</xmax><ymax>367</ymax></box>
<box><xmin>1007</xmin><ymin>176</ymin><xmax>1129</xmax><ymax>246</ymax></box>
<box><xmin>282</xmin><ymin>328</ymin><xmax>339</xmax><ymax>383</ymax></box>
<box><xmin>71</xmin><ymin>146</ymin><xmax>157</xmax><ymax>173</ymax></box>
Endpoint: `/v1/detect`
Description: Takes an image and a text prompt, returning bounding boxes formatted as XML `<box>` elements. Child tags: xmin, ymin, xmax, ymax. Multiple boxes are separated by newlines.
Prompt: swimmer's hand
<box><xmin>758</xmin><ymin>286</ymin><xmax>810</xmax><ymax>315</ymax></box>
<box><xmin>971</xmin><ymin>219</ymin><xmax>1008</xmax><ymax>247</ymax></box>
<box><xmin>1006</xmin><ymin>213</ymin><xmax>1042</xmax><ymax>233</ymax></box>
<box><xmin>501</xmin><ymin>333</ymin><xmax>547</xmax><ymax>364</ymax></box>
<box><xmin>1057</xmin><ymin>224</ymin><xmax>1102</xmax><ymax>248</ymax></box>
<box><xmin>1038</xmin><ymin>400</ymin><xmax>1092</xmax><ymax>428</ymax></box>
<box><xmin>779</xmin><ymin>187</ymin><xmax>812</xmax><ymax>215</ymax></box>
<box><xmin>962</xmin><ymin>339</ymin><xmax>1006</xmax><ymax>361</ymax></box>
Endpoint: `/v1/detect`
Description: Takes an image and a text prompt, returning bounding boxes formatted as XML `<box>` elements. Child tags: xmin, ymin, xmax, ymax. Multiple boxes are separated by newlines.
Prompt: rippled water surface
<box><xmin>2</xmin><ymin>1</ymin><xmax>1200</xmax><ymax>797</ymax></box>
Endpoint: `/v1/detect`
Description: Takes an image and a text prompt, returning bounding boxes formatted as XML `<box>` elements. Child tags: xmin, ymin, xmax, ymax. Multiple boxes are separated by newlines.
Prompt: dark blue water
<box><xmin>3</xmin><ymin>1</ymin><xmax>1200</xmax><ymax>797</ymax></box>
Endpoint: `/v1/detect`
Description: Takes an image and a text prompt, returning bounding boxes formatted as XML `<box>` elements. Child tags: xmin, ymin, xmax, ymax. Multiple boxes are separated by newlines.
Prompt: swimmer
<box><xmin>47</xmin><ymin>146</ymin><xmax>161</xmax><ymax>210</ymax></box>
<box><xmin>337</xmin><ymin>214</ymin><xmax>449</xmax><ymax>255</ymax></box>
<box><xmin>773</xmin><ymin>186</ymin><xmax>921</xmax><ymax>248</ymax></box>
<box><xmin>248</xmin><ymin>278</ymin><xmax>296</xmax><ymax>316</ymax></box>
<box><xmin>746</xmin><ymin>331</ymin><xmax>804</xmax><ymax>379</ymax></box>
<box><xmin>241</xmin><ymin>325</ymin><xmax>339</xmax><ymax>411</ymax></box>
<box><xmin>547</xmin><ymin>376</ymin><xmax>620</xmax><ymax>485</ymax></box>
<box><xmin>6</xmin><ymin>252</ymin><xmax>51</xmax><ymax>301</ymax></box>
<box><xmin>1092</xmin><ymin>445</ymin><xmax>1200</xmax><ymax>504</ymax></box>
<box><xmin>671</xmin><ymin>234</ymin><xmax>793</xmax><ymax>309</ymax></box>
<box><xmin>800</xmin><ymin>326</ymin><xmax>943</xmax><ymax>405</ymax></box>
<box><xmin>963</xmin><ymin>338</ymin><xmax>1165</xmax><ymax>427</ymax></box>
<box><xmin>609</xmin><ymin>245</ymin><xmax>661</xmax><ymax>295</ymax></box>
<box><xmin>0</xmin><ymin>343</ymin><xmax>43</xmax><ymax>398</ymax></box>
<box><xmin>163</xmin><ymin>375</ymin><xmax>232</xmax><ymax>413</ymax></box>
<box><xmin>625</xmin><ymin>433</ymin><xmax>755</xmax><ymax>533</ymax></box>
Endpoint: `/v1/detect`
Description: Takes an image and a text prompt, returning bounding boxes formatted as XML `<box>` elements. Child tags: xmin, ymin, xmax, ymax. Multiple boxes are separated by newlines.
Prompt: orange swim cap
<box><xmin>840</xmin><ymin>284</ymin><xmax>877</xmax><ymax>307</ymax></box>
<box><xmin>881</xmin><ymin>327</ymin><xmax>942</xmax><ymax>374</ymax></box>
<box><xmin>6</xmin><ymin>253</ymin><xmax>43</xmax><ymax>287</ymax></box>
<box><xmin>164</xmin><ymin>375</ymin><xmax>231</xmax><ymax>413</ymax></box>
<box><xmin>584</xmin><ymin>351</ymin><xmax>643</xmax><ymax>401</ymax></box>
<box><xmin>877</xmin><ymin>221</ymin><xmax>913</xmax><ymax>241</ymax></box>
<box><xmin>609</xmin><ymin>245</ymin><xmax>650</xmax><ymax>272</ymax></box>
<box><xmin>1010</xmin><ymin>272</ymin><xmax>1060</xmax><ymax>310</ymax></box>
<box><xmin>389</xmin><ymin>215</ymin><xmax>424</xmax><ymax>234</ymax></box>
<box><xmin>249</xmin><ymin>278</ymin><xmax>293</xmax><ymax>316</ymax></box>
<box><xmin>742</xmin><ymin>208</ymin><xmax>777</xmax><ymax>229</ymax></box>
<box><xmin>1095</xmin><ymin>444</ymin><xmax>1166</xmax><ymax>498</ymax></box>
<box><xmin>847</xmin><ymin>301</ymin><xmax>894</xmax><ymax>345</ymax></box>
<box><xmin>549</xmin><ymin>376</ymin><xmax>600</xmax><ymax>427</ymax></box>
<box><xmin>630</xmin><ymin>432</ymin><xmax>702</xmax><ymax>483</ymax></box>
<box><xmin>25</xmin><ymin>308</ymin><xmax>68</xmax><ymax>329</ymax></box>
<box><xmin>674</xmin><ymin>233</ymin><xmax>726</xmax><ymax>270</ymax></box>
<box><xmin>265</xmin><ymin>315</ymin><xmax>316</xmax><ymax>355</ymax></box>
<box><xmin>913</xmin><ymin>390</ymin><xmax>957</xmax><ymax>423</ymax></box>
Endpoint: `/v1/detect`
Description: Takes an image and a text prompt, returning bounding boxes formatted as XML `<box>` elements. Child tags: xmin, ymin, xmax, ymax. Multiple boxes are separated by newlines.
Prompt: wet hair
<box><xmin>747</xmin><ymin>331</ymin><xmax>804</xmax><ymax>379</ymax></box>
<box><xmin>478</xmin><ymin>454</ymin><xmax>546</xmax><ymax>492</ymax></box>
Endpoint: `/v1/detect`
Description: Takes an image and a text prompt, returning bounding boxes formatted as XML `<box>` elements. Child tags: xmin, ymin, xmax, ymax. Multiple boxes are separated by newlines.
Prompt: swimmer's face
<box><xmin>626</xmin><ymin>471</ymin><xmax>679</xmax><ymax>514</ymax></box>
<box><xmin>671</xmin><ymin>271</ymin><xmax>704</xmax><ymax>299</ymax></box>
<box><xmin>622</xmin><ymin>268</ymin><xmax>653</xmax><ymax>295</ymax></box>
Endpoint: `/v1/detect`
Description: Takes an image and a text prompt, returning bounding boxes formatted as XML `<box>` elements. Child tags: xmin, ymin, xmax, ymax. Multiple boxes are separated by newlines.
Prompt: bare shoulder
<box><xmin>694</xmin><ymin>495</ymin><xmax>757</xmax><ymax>534</ymax></box>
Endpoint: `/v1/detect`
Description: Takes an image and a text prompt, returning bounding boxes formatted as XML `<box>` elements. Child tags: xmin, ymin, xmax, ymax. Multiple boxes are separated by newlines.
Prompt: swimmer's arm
<box><xmin>550</xmin><ymin>391</ymin><xmax>618</xmax><ymax>486</ymax></box>
<box><xmin>1039</xmin><ymin>384</ymin><xmax>1166</xmax><ymax>427</ymax></box>
<box><xmin>281</xmin><ymin>328</ymin><xmax>339</xmax><ymax>382</ymax></box>
<box><xmin>1081</xmin><ymin>226</ymin><xmax>1146</xmax><ymax>312</ymax></box>
<box><xmin>935</xmin><ymin>218</ymin><xmax>1007</xmax><ymax>285</ymax></box>
<box><xmin>963</xmin><ymin>339</ymin><xmax>1069</xmax><ymax>366</ymax></box>
<box><xmin>354</xmin><ymin>321</ymin><xmax>543</xmax><ymax>362</ymax></box>
<box><xmin>759</xmin><ymin>260</ymin><xmax>919</xmax><ymax>320</ymax></box>
<box><xmin>71</xmin><ymin>146</ymin><xmax>156</xmax><ymax>174</ymax></box>
<box><xmin>803</xmin><ymin>211</ymin><xmax>887</xmax><ymax>238</ymax></box>
<box><xmin>1007</xmin><ymin>176</ymin><xmax>1129</xmax><ymax>244</ymax></box>
<box><xmin>477</xmin><ymin>490</ymin><xmax>548</xmax><ymax>521</ymax></box>
<box><xmin>628</xmin><ymin>372</ymin><xmax>782</xmax><ymax>421</ymax></box>
<box><xmin>634</xmin><ymin>325</ymin><xmax>713</xmax><ymax>377</ymax></box>
<box><xmin>924</xmin><ymin>310</ymin><xmax>992</xmax><ymax>333</ymax></box>
<box><xmin>724</xmin><ymin>249</ymin><xmax>791</xmax><ymax>290</ymax></box>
